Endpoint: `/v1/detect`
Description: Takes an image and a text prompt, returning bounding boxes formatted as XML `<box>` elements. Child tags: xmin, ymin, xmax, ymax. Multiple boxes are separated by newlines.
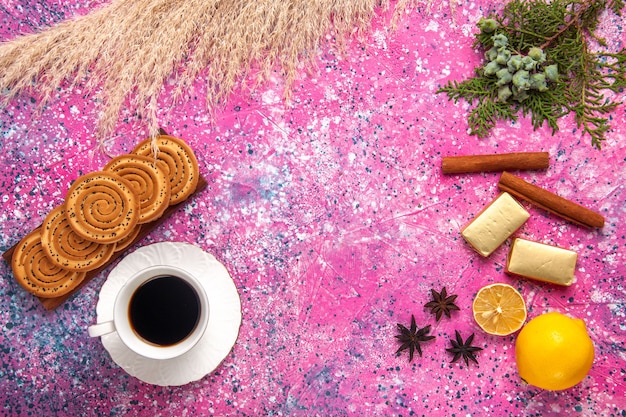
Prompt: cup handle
<box><xmin>88</xmin><ymin>321</ymin><xmax>116</xmax><ymax>338</ymax></box>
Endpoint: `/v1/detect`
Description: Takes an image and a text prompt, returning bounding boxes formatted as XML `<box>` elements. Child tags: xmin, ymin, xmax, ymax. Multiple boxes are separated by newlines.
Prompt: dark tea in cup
<box><xmin>129</xmin><ymin>275</ymin><xmax>201</xmax><ymax>346</ymax></box>
<box><xmin>88</xmin><ymin>265</ymin><xmax>210</xmax><ymax>360</ymax></box>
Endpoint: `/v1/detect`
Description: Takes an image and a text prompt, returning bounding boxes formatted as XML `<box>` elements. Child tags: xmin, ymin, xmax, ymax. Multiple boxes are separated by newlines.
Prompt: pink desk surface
<box><xmin>1</xmin><ymin>1</ymin><xmax>625</xmax><ymax>416</ymax></box>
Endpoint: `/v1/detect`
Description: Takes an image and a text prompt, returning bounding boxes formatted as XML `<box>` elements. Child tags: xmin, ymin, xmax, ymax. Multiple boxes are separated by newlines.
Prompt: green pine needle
<box><xmin>437</xmin><ymin>0</ymin><xmax>626</xmax><ymax>149</ymax></box>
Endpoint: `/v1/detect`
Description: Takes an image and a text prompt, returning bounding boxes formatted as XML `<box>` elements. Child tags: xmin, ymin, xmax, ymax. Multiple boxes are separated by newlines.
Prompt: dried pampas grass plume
<box><xmin>0</xmin><ymin>0</ymin><xmax>437</xmax><ymax>146</ymax></box>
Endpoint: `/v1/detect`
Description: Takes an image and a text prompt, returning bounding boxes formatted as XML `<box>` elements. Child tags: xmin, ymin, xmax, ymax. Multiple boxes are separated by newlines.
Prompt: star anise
<box><xmin>395</xmin><ymin>315</ymin><xmax>435</xmax><ymax>362</ymax></box>
<box><xmin>446</xmin><ymin>330</ymin><xmax>483</xmax><ymax>367</ymax></box>
<box><xmin>424</xmin><ymin>287</ymin><xmax>460</xmax><ymax>321</ymax></box>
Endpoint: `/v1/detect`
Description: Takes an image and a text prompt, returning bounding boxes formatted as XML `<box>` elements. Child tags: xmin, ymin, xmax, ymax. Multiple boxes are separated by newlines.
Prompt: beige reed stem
<box><xmin>0</xmin><ymin>0</ymin><xmax>442</xmax><ymax>145</ymax></box>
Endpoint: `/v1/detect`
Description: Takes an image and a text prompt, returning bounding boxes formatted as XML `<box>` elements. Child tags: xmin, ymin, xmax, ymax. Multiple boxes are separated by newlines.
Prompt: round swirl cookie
<box><xmin>133</xmin><ymin>135</ymin><xmax>199</xmax><ymax>205</ymax></box>
<box><xmin>104</xmin><ymin>154</ymin><xmax>171</xmax><ymax>224</ymax></box>
<box><xmin>11</xmin><ymin>228</ymin><xmax>87</xmax><ymax>298</ymax></box>
<box><xmin>64</xmin><ymin>171</ymin><xmax>140</xmax><ymax>244</ymax></box>
<box><xmin>112</xmin><ymin>223</ymin><xmax>142</xmax><ymax>253</ymax></box>
<box><xmin>41</xmin><ymin>205</ymin><xmax>116</xmax><ymax>271</ymax></box>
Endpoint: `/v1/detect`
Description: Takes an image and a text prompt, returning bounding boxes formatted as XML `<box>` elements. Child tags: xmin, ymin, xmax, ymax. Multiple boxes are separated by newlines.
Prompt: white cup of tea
<box><xmin>88</xmin><ymin>265</ymin><xmax>209</xmax><ymax>360</ymax></box>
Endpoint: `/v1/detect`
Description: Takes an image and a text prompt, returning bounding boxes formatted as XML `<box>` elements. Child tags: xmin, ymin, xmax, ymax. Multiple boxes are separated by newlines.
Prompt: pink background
<box><xmin>1</xmin><ymin>1</ymin><xmax>625</xmax><ymax>415</ymax></box>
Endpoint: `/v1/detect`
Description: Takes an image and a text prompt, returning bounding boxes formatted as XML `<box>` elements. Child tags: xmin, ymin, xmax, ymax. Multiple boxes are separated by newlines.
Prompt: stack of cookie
<box><xmin>11</xmin><ymin>135</ymin><xmax>199</xmax><ymax>298</ymax></box>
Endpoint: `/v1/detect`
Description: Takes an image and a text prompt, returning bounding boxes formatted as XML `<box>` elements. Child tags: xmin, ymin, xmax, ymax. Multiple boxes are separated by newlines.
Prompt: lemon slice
<box><xmin>472</xmin><ymin>283</ymin><xmax>527</xmax><ymax>336</ymax></box>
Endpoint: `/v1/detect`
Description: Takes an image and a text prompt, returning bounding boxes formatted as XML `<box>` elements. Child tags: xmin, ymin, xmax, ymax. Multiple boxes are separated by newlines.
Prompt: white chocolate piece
<box><xmin>461</xmin><ymin>192</ymin><xmax>530</xmax><ymax>257</ymax></box>
<box><xmin>506</xmin><ymin>238</ymin><xmax>577</xmax><ymax>286</ymax></box>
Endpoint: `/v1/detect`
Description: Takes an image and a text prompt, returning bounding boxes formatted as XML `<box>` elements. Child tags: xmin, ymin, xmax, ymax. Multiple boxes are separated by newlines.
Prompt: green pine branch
<box><xmin>437</xmin><ymin>0</ymin><xmax>626</xmax><ymax>149</ymax></box>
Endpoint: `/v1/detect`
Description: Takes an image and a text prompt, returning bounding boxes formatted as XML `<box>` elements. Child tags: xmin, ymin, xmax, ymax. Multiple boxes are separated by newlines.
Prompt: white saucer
<box><xmin>93</xmin><ymin>242</ymin><xmax>242</xmax><ymax>386</ymax></box>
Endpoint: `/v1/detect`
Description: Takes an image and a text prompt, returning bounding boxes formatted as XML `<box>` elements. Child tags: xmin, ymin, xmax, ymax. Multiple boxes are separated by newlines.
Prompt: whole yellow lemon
<box><xmin>515</xmin><ymin>311</ymin><xmax>594</xmax><ymax>391</ymax></box>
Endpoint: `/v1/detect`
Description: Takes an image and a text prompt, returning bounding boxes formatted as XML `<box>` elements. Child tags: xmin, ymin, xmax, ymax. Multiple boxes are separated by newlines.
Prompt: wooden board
<box><xmin>2</xmin><ymin>175</ymin><xmax>208</xmax><ymax>310</ymax></box>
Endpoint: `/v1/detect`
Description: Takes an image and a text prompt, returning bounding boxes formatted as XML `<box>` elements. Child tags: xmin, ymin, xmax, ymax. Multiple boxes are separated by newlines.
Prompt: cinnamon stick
<box><xmin>498</xmin><ymin>172</ymin><xmax>604</xmax><ymax>228</ymax></box>
<box><xmin>442</xmin><ymin>152</ymin><xmax>549</xmax><ymax>174</ymax></box>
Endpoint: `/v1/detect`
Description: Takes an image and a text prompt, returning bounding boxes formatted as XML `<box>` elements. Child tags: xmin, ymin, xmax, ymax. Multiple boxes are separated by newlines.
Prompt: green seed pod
<box><xmin>496</xmin><ymin>49</ymin><xmax>511</xmax><ymax>65</ymax></box>
<box><xmin>485</xmin><ymin>46</ymin><xmax>499</xmax><ymax>62</ymax></box>
<box><xmin>528</xmin><ymin>47</ymin><xmax>546</xmax><ymax>62</ymax></box>
<box><xmin>512</xmin><ymin>70</ymin><xmax>531</xmax><ymax>90</ymax></box>
<box><xmin>544</xmin><ymin>64</ymin><xmax>559</xmax><ymax>81</ymax></box>
<box><xmin>484</xmin><ymin>61</ymin><xmax>501</xmax><ymax>76</ymax></box>
<box><xmin>507</xmin><ymin>55</ymin><xmax>523</xmax><ymax>72</ymax></box>
<box><xmin>492</xmin><ymin>34</ymin><xmax>509</xmax><ymax>49</ymax></box>
<box><xmin>514</xmin><ymin>90</ymin><xmax>529</xmax><ymax>102</ymax></box>
<box><xmin>498</xmin><ymin>85</ymin><xmax>513</xmax><ymax>102</ymax></box>
<box><xmin>511</xmin><ymin>85</ymin><xmax>529</xmax><ymax>101</ymax></box>
<box><xmin>478</xmin><ymin>18</ymin><xmax>499</xmax><ymax>33</ymax></box>
<box><xmin>522</xmin><ymin>56</ymin><xmax>536</xmax><ymax>71</ymax></box>
<box><xmin>496</xmin><ymin>68</ymin><xmax>513</xmax><ymax>86</ymax></box>
<box><xmin>530</xmin><ymin>73</ymin><xmax>548</xmax><ymax>92</ymax></box>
